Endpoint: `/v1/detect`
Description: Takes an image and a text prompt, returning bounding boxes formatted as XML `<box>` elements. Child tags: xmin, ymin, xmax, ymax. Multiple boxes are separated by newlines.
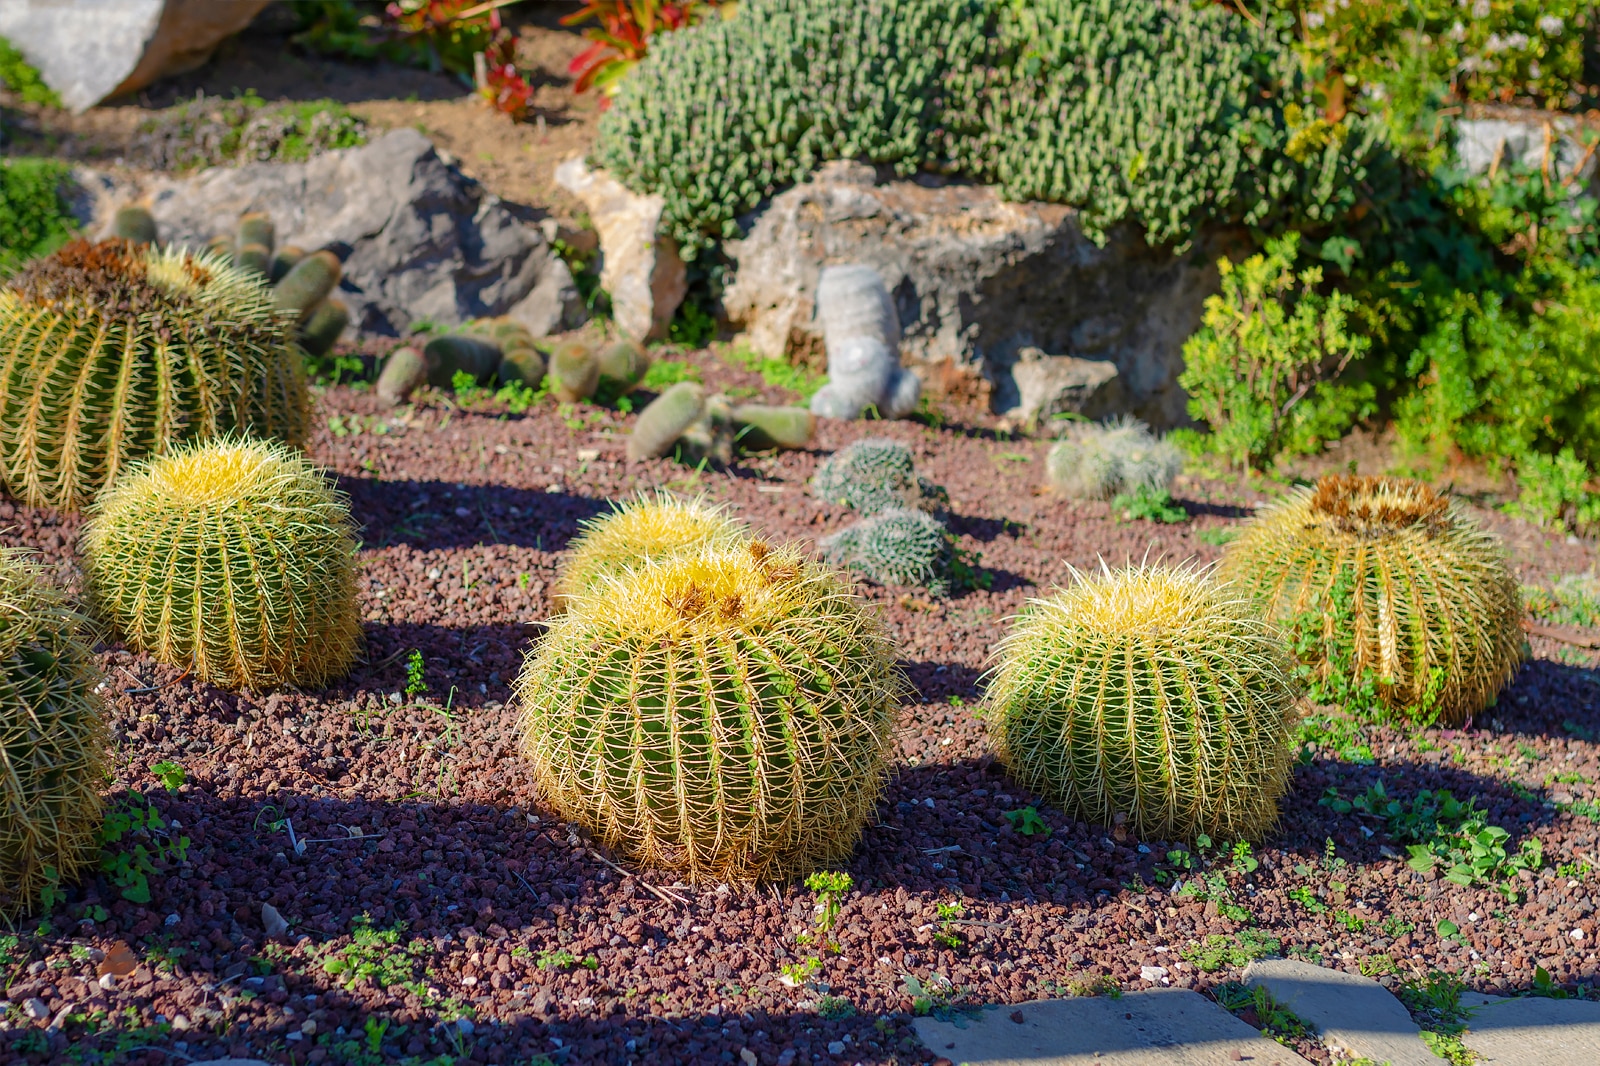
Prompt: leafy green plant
<box><xmin>0</xmin><ymin>158</ymin><xmax>76</xmax><ymax>277</ymax></box>
<box><xmin>1180</xmin><ymin>930</ymin><xmax>1281</xmax><ymax>973</ymax></box>
<box><xmin>536</xmin><ymin>948</ymin><xmax>598</xmax><ymax>971</ymax></box>
<box><xmin>641</xmin><ymin>358</ymin><xmax>700</xmax><ymax>389</ymax></box>
<box><xmin>1003</xmin><ymin>807</ymin><xmax>1051</xmax><ymax>837</ymax></box>
<box><xmin>96</xmin><ymin>792</ymin><xmax>191</xmax><ymax>905</ymax></box>
<box><xmin>1507</xmin><ymin>449</ymin><xmax>1600</xmax><ymax>536</ymax></box>
<box><xmin>1397</xmin><ymin>970</ymin><xmax>1476</xmax><ymax>1065</ymax></box>
<box><xmin>405</xmin><ymin>650</ymin><xmax>428</xmax><ymax>696</ymax></box>
<box><xmin>932</xmin><ymin>901</ymin><xmax>966</xmax><ymax>950</ymax></box>
<box><xmin>0</xmin><ymin>36</ymin><xmax>61</xmax><ymax>107</ymax></box>
<box><xmin>132</xmin><ymin>91</ymin><xmax>367</xmax><ymax>171</ymax></box>
<box><xmin>314</xmin><ymin>914</ymin><xmax>469</xmax><ymax>1018</ymax></box>
<box><xmin>1215</xmin><ymin>981</ymin><xmax>1311</xmax><ymax>1047</ymax></box>
<box><xmin>723</xmin><ymin>346</ymin><xmax>825</xmax><ymax>400</ymax></box>
<box><xmin>1179</xmin><ymin>233</ymin><xmax>1373</xmax><ymax>473</ymax></box>
<box><xmin>148</xmin><ymin>762</ymin><xmax>185</xmax><ymax>793</ymax></box>
<box><xmin>1112</xmin><ymin>485</ymin><xmax>1188</xmax><ymax>524</ymax></box>
<box><xmin>564</xmin><ymin>0</ymin><xmax>715</xmax><ymax>101</ymax></box>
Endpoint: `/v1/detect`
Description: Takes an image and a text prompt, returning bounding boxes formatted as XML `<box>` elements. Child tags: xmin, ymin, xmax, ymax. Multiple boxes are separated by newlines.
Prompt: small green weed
<box><xmin>723</xmin><ymin>346</ymin><xmax>824</xmax><ymax>399</ymax></box>
<box><xmin>405</xmin><ymin>649</ymin><xmax>428</xmax><ymax>696</ymax></box>
<box><xmin>1287</xmin><ymin>885</ymin><xmax>1327</xmax><ymax>914</ymax></box>
<box><xmin>148</xmin><ymin>761</ymin><xmax>185</xmax><ymax>793</ymax></box>
<box><xmin>1003</xmin><ymin>807</ymin><xmax>1051</xmax><ymax>837</ymax></box>
<box><xmin>92</xmin><ymin>792</ymin><xmax>190</xmax><ymax>905</ymax></box>
<box><xmin>0</xmin><ymin>37</ymin><xmax>61</xmax><ymax>106</ymax></box>
<box><xmin>933</xmin><ymin>901</ymin><xmax>965</xmax><ymax>950</ymax></box>
<box><xmin>1195</xmin><ymin>526</ymin><xmax>1238</xmax><ymax>546</ymax></box>
<box><xmin>1295</xmin><ymin>710</ymin><xmax>1376</xmax><ymax>764</ymax></box>
<box><xmin>1525</xmin><ymin>574</ymin><xmax>1600</xmax><ymax>629</ymax></box>
<box><xmin>815</xmin><ymin>994</ymin><xmax>856</xmax><ymax>1020</ymax></box>
<box><xmin>1112</xmin><ymin>484</ymin><xmax>1188</xmax><ymax>524</ymax></box>
<box><xmin>536</xmin><ymin>949</ymin><xmax>598</xmax><ymax>971</ymax></box>
<box><xmin>641</xmin><ymin>359</ymin><xmax>700</xmax><ymax>390</ymax></box>
<box><xmin>1215</xmin><ymin>981</ymin><xmax>1311</xmax><ymax>1047</ymax></box>
<box><xmin>1179</xmin><ymin>930</ymin><xmax>1281</xmax><ymax>972</ymax></box>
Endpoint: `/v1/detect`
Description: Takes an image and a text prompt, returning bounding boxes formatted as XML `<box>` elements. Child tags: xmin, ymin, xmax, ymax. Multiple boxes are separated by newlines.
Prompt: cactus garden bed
<box><xmin>2</xmin><ymin>365</ymin><xmax>1599</xmax><ymax>1066</ymax></box>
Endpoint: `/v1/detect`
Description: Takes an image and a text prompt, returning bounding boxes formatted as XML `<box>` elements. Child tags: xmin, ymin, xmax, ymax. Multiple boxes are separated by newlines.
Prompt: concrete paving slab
<box><xmin>1244</xmin><ymin>958</ymin><xmax>1437</xmax><ymax>1066</ymax></box>
<box><xmin>1458</xmin><ymin>992</ymin><xmax>1600</xmax><ymax>1065</ymax></box>
<box><xmin>913</xmin><ymin>989</ymin><xmax>1314</xmax><ymax>1065</ymax></box>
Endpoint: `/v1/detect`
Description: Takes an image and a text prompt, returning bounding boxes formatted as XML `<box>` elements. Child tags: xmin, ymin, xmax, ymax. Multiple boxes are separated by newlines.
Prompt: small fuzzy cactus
<box><xmin>1046</xmin><ymin>416</ymin><xmax>1183</xmax><ymax>501</ymax></box>
<box><xmin>987</xmin><ymin>563</ymin><xmax>1299</xmax><ymax>842</ymax></box>
<box><xmin>83</xmin><ymin>436</ymin><xmax>361</xmax><ymax>690</ymax></box>
<box><xmin>629</xmin><ymin>381</ymin><xmax>706</xmax><ymax>461</ymax></box>
<box><xmin>678</xmin><ymin>393</ymin><xmax>735</xmax><ymax>466</ymax></box>
<box><xmin>268</xmin><ymin>245</ymin><xmax>304</xmax><ymax>284</ymax></box>
<box><xmin>821</xmin><ymin>507</ymin><xmax>953</xmax><ymax>596</ymax></box>
<box><xmin>550</xmin><ymin>340</ymin><xmax>600</xmax><ymax>402</ymax></box>
<box><xmin>733</xmin><ymin>405</ymin><xmax>816</xmax><ymax>452</ymax></box>
<box><xmin>300</xmin><ymin>298</ymin><xmax>349</xmax><ymax>358</ymax></box>
<box><xmin>110</xmin><ymin>205</ymin><xmax>158</xmax><ymax>245</ymax></box>
<box><xmin>377</xmin><ymin>346</ymin><xmax>427</xmax><ymax>406</ymax></box>
<box><xmin>497</xmin><ymin>347</ymin><xmax>546</xmax><ymax>388</ymax></box>
<box><xmin>234</xmin><ymin>242</ymin><xmax>272</xmax><ymax>279</ymax></box>
<box><xmin>423</xmin><ymin>334</ymin><xmax>502</xmax><ymax>388</ymax></box>
<box><xmin>596</xmin><ymin>339</ymin><xmax>650</xmax><ymax>395</ymax></box>
<box><xmin>810</xmin><ymin>438</ymin><xmax>947</xmax><ymax>515</ymax></box>
<box><xmin>517</xmin><ymin>540</ymin><xmax>904</xmax><ymax>882</ymax></box>
<box><xmin>0</xmin><ymin>238</ymin><xmax>311</xmax><ymax>510</ymax></box>
<box><xmin>555</xmin><ymin>491</ymin><xmax>746</xmax><ymax>607</ymax></box>
<box><xmin>274</xmin><ymin>250</ymin><xmax>341</xmax><ymax>320</ymax></box>
<box><xmin>236</xmin><ymin>212</ymin><xmax>275</xmax><ymax>252</ymax></box>
<box><xmin>0</xmin><ymin>548</ymin><xmax>109</xmax><ymax>919</ymax></box>
<box><xmin>1220</xmin><ymin>474</ymin><xmax>1523</xmax><ymax>725</ymax></box>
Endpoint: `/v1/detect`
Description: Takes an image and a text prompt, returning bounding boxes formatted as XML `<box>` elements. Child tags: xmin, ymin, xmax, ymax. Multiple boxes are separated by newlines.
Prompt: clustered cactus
<box><xmin>1220</xmin><ymin>474</ymin><xmax>1523</xmax><ymax>726</ymax></box>
<box><xmin>82</xmin><ymin>436</ymin><xmax>361</xmax><ymax>690</ymax></box>
<box><xmin>987</xmin><ymin>563</ymin><xmax>1299</xmax><ymax>842</ymax></box>
<box><xmin>813</xmin><ymin>439</ymin><xmax>961</xmax><ymax>593</ymax></box>
<box><xmin>518</xmin><ymin>538</ymin><xmax>904</xmax><ymax>882</ymax></box>
<box><xmin>810</xmin><ymin>438</ymin><xmax>946</xmax><ymax>514</ymax></box>
<box><xmin>1046</xmin><ymin>417</ymin><xmax>1183</xmax><ymax>501</ymax></box>
<box><xmin>0</xmin><ymin>237</ymin><xmax>311</xmax><ymax>510</ymax></box>
<box><xmin>628</xmin><ymin>383</ymin><xmax>817</xmax><ymax>463</ymax></box>
<box><xmin>0</xmin><ymin>548</ymin><xmax>108</xmax><ymax>919</ymax></box>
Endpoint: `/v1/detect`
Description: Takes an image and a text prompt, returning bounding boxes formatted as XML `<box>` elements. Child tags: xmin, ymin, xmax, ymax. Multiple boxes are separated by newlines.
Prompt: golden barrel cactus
<box><xmin>0</xmin><ymin>238</ymin><xmax>310</xmax><ymax>510</ymax></box>
<box><xmin>987</xmin><ymin>563</ymin><xmax>1299</xmax><ymax>842</ymax></box>
<box><xmin>0</xmin><ymin>548</ymin><xmax>108</xmax><ymax>918</ymax></box>
<box><xmin>82</xmin><ymin>436</ymin><xmax>360</xmax><ymax>690</ymax></box>
<box><xmin>553</xmin><ymin>491</ymin><xmax>747</xmax><ymax>608</ymax></box>
<box><xmin>1220</xmin><ymin>474</ymin><xmax>1523</xmax><ymax>725</ymax></box>
<box><xmin>518</xmin><ymin>540</ymin><xmax>904</xmax><ymax>882</ymax></box>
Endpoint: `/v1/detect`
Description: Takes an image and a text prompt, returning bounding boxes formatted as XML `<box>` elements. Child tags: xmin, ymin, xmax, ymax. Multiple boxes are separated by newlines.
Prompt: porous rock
<box><xmin>722</xmin><ymin>160</ymin><xmax>1223</xmax><ymax>427</ymax></box>
<box><xmin>1456</xmin><ymin>106</ymin><xmax>1598</xmax><ymax>186</ymax></box>
<box><xmin>1006</xmin><ymin>347</ymin><xmax>1124</xmax><ymax>430</ymax></box>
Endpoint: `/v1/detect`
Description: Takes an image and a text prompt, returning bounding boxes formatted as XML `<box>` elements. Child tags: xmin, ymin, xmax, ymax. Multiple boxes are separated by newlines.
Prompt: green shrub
<box><xmin>0</xmin><ymin>36</ymin><xmax>61</xmax><ymax>107</ymax></box>
<box><xmin>131</xmin><ymin>91</ymin><xmax>367</xmax><ymax>171</ymax></box>
<box><xmin>597</xmin><ymin>0</ymin><xmax>1372</xmax><ymax>256</ymax></box>
<box><xmin>0</xmin><ymin>158</ymin><xmax>76</xmax><ymax>277</ymax></box>
<box><xmin>1179</xmin><ymin>232</ymin><xmax>1374</xmax><ymax>472</ymax></box>
<box><xmin>1506</xmin><ymin>448</ymin><xmax>1600</xmax><ymax>535</ymax></box>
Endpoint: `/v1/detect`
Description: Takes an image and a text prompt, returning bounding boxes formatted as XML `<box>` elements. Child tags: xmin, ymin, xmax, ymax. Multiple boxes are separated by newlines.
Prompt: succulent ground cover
<box><xmin>0</xmin><ymin>350</ymin><xmax>1596</xmax><ymax>1066</ymax></box>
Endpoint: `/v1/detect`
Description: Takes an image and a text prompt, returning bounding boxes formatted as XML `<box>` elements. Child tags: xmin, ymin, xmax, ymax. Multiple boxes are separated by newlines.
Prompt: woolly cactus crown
<box><xmin>1046</xmin><ymin>416</ymin><xmax>1183</xmax><ymax>500</ymax></box>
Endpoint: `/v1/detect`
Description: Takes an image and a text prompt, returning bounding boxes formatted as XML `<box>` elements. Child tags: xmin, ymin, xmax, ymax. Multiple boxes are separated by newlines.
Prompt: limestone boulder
<box><xmin>722</xmin><ymin>160</ymin><xmax>1226</xmax><ymax>427</ymax></box>
<box><xmin>1456</xmin><ymin>107</ymin><xmax>1598</xmax><ymax>186</ymax></box>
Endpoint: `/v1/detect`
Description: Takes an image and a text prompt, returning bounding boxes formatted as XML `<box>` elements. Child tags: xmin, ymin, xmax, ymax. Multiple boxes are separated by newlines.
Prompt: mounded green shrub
<box><xmin>597</xmin><ymin>0</ymin><xmax>1371</xmax><ymax>256</ymax></box>
<box><xmin>0</xmin><ymin>158</ymin><xmax>76</xmax><ymax>277</ymax></box>
<box><xmin>987</xmin><ymin>563</ymin><xmax>1299</xmax><ymax>842</ymax></box>
<box><xmin>82</xmin><ymin>436</ymin><xmax>360</xmax><ymax>690</ymax></box>
<box><xmin>517</xmin><ymin>540</ymin><xmax>904</xmax><ymax>882</ymax></box>
<box><xmin>0</xmin><ymin>547</ymin><xmax>108</xmax><ymax>919</ymax></box>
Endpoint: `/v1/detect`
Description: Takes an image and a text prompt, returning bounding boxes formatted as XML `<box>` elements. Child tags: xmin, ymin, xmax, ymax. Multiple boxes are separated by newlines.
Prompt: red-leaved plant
<box><xmin>562</xmin><ymin>0</ymin><xmax>712</xmax><ymax>104</ymax></box>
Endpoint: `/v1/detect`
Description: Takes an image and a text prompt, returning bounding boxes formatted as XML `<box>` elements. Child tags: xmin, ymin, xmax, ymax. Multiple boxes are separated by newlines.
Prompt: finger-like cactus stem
<box><xmin>424</xmin><ymin>334</ymin><xmax>503</xmax><ymax>388</ymax></box>
<box><xmin>235</xmin><ymin>242</ymin><xmax>271</xmax><ymax>279</ymax></box>
<box><xmin>236</xmin><ymin>212</ymin><xmax>275</xmax><ymax>254</ymax></box>
<box><xmin>628</xmin><ymin>381</ymin><xmax>705</xmax><ymax>461</ymax></box>
<box><xmin>268</xmin><ymin>245</ymin><xmax>305</xmax><ymax>284</ymax></box>
<box><xmin>111</xmin><ymin>205</ymin><xmax>158</xmax><ymax>246</ymax></box>
<box><xmin>733</xmin><ymin>404</ymin><xmax>816</xmax><ymax>451</ymax></box>
<box><xmin>300</xmin><ymin>298</ymin><xmax>350</xmax><ymax>358</ymax></box>
<box><xmin>550</xmin><ymin>340</ymin><xmax>600</xmax><ymax>402</ymax></box>
<box><xmin>596</xmin><ymin>339</ymin><xmax>650</xmax><ymax>394</ymax></box>
<box><xmin>497</xmin><ymin>347</ymin><xmax>547</xmax><ymax>388</ymax></box>
<box><xmin>273</xmin><ymin>250</ymin><xmax>341</xmax><ymax>321</ymax></box>
<box><xmin>376</xmin><ymin>346</ymin><xmax>428</xmax><ymax>407</ymax></box>
<box><xmin>678</xmin><ymin>393</ymin><xmax>735</xmax><ymax>466</ymax></box>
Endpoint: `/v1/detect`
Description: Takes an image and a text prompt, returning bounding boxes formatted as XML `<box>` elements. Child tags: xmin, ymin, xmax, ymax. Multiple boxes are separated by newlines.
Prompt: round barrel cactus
<box><xmin>1220</xmin><ymin>474</ymin><xmax>1522</xmax><ymax>725</ymax></box>
<box><xmin>0</xmin><ymin>548</ymin><xmax>108</xmax><ymax>919</ymax></box>
<box><xmin>987</xmin><ymin>563</ymin><xmax>1298</xmax><ymax>842</ymax></box>
<box><xmin>82</xmin><ymin>436</ymin><xmax>360</xmax><ymax>690</ymax></box>
<box><xmin>554</xmin><ymin>491</ymin><xmax>747</xmax><ymax>607</ymax></box>
<box><xmin>0</xmin><ymin>238</ymin><xmax>310</xmax><ymax>510</ymax></box>
<box><xmin>518</xmin><ymin>540</ymin><xmax>904</xmax><ymax>882</ymax></box>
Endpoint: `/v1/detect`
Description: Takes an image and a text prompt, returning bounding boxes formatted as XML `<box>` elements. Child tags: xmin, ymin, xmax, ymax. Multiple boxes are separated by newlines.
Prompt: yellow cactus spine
<box><xmin>1220</xmin><ymin>474</ymin><xmax>1523</xmax><ymax>726</ymax></box>
<box><xmin>82</xmin><ymin>436</ymin><xmax>360</xmax><ymax>690</ymax></box>
<box><xmin>518</xmin><ymin>541</ymin><xmax>905</xmax><ymax>882</ymax></box>
<box><xmin>553</xmin><ymin>491</ymin><xmax>747</xmax><ymax>608</ymax></box>
<box><xmin>987</xmin><ymin>563</ymin><xmax>1299</xmax><ymax>842</ymax></box>
<box><xmin>0</xmin><ymin>548</ymin><xmax>108</xmax><ymax>918</ymax></box>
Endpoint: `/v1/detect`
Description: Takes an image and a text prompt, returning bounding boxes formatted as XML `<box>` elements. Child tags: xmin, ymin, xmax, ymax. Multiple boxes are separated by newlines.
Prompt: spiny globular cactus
<box><xmin>821</xmin><ymin>506</ymin><xmax>953</xmax><ymax>596</ymax></box>
<box><xmin>0</xmin><ymin>548</ymin><xmax>108</xmax><ymax>919</ymax></box>
<box><xmin>1220</xmin><ymin>474</ymin><xmax>1523</xmax><ymax>726</ymax></box>
<box><xmin>810</xmin><ymin>438</ymin><xmax>947</xmax><ymax>515</ymax></box>
<box><xmin>987</xmin><ymin>563</ymin><xmax>1299</xmax><ymax>842</ymax></box>
<box><xmin>1046</xmin><ymin>416</ymin><xmax>1183</xmax><ymax>500</ymax></box>
<box><xmin>554</xmin><ymin>491</ymin><xmax>746</xmax><ymax>608</ymax></box>
<box><xmin>0</xmin><ymin>238</ymin><xmax>311</xmax><ymax>510</ymax></box>
<box><xmin>517</xmin><ymin>540</ymin><xmax>905</xmax><ymax>882</ymax></box>
<box><xmin>82</xmin><ymin>436</ymin><xmax>361</xmax><ymax>690</ymax></box>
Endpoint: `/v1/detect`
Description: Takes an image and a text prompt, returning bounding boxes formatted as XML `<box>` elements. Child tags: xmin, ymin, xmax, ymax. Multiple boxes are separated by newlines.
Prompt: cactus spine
<box><xmin>517</xmin><ymin>540</ymin><xmax>904</xmax><ymax>882</ymax></box>
<box><xmin>0</xmin><ymin>239</ymin><xmax>311</xmax><ymax>510</ymax></box>
<box><xmin>1046</xmin><ymin>416</ymin><xmax>1183</xmax><ymax>500</ymax></box>
<box><xmin>810</xmin><ymin>437</ymin><xmax>947</xmax><ymax>514</ymax></box>
<box><xmin>1219</xmin><ymin>474</ymin><xmax>1523</xmax><ymax>725</ymax></box>
<box><xmin>987</xmin><ymin>563</ymin><xmax>1299</xmax><ymax>842</ymax></box>
<box><xmin>821</xmin><ymin>506</ymin><xmax>953</xmax><ymax>595</ymax></box>
<box><xmin>555</xmin><ymin>491</ymin><xmax>746</xmax><ymax>607</ymax></box>
<box><xmin>82</xmin><ymin>436</ymin><xmax>361</xmax><ymax>690</ymax></box>
<box><xmin>0</xmin><ymin>548</ymin><xmax>108</xmax><ymax>919</ymax></box>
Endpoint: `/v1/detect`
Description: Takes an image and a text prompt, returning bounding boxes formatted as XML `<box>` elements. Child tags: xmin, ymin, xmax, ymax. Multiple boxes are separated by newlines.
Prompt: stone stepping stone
<box><xmin>1244</xmin><ymin>958</ymin><xmax>1438</xmax><ymax>1066</ymax></box>
<box><xmin>913</xmin><ymin>988</ymin><xmax>1314</xmax><ymax>1065</ymax></box>
<box><xmin>1458</xmin><ymin>992</ymin><xmax>1600</xmax><ymax>1064</ymax></box>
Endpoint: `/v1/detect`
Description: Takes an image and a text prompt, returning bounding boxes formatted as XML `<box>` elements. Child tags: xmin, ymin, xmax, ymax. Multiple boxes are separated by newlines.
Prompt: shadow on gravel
<box><xmin>343</xmin><ymin>621</ymin><xmax>535</xmax><ymax>707</ymax></box>
<box><xmin>1178</xmin><ymin>498</ymin><xmax>1254</xmax><ymax>521</ymax></box>
<box><xmin>339</xmin><ymin>475</ymin><xmax>610</xmax><ymax>551</ymax></box>
<box><xmin>1494</xmin><ymin>658</ymin><xmax>1600</xmax><ymax>740</ymax></box>
<box><xmin>899</xmin><ymin>660</ymin><xmax>987</xmax><ymax>704</ymax></box>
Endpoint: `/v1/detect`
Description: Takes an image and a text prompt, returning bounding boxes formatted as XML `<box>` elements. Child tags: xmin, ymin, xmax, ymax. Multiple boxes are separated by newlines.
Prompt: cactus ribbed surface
<box><xmin>1046</xmin><ymin>416</ymin><xmax>1183</xmax><ymax>500</ymax></box>
<box><xmin>82</xmin><ymin>436</ymin><xmax>360</xmax><ymax>690</ymax></box>
<box><xmin>555</xmin><ymin>492</ymin><xmax>746</xmax><ymax>607</ymax></box>
<box><xmin>810</xmin><ymin>438</ymin><xmax>946</xmax><ymax>515</ymax></box>
<box><xmin>987</xmin><ymin>563</ymin><xmax>1299</xmax><ymax>842</ymax></box>
<box><xmin>0</xmin><ymin>239</ymin><xmax>311</xmax><ymax>511</ymax></box>
<box><xmin>517</xmin><ymin>541</ymin><xmax>904</xmax><ymax>882</ymax></box>
<box><xmin>0</xmin><ymin>548</ymin><xmax>108</xmax><ymax>919</ymax></box>
<box><xmin>821</xmin><ymin>506</ymin><xmax>953</xmax><ymax>596</ymax></box>
<box><xmin>1220</xmin><ymin>475</ymin><xmax>1523</xmax><ymax>726</ymax></box>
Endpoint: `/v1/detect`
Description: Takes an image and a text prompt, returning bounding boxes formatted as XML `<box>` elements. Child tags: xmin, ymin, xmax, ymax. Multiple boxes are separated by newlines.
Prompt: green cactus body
<box><xmin>300</xmin><ymin>298</ymin><xmax>350</xmax><ymax>358</ymax></box>
<box><xmin>550</xmin><ymin>341</ymin><xmax>600</xmax><ymax>402</ymax></box>
<box><xmin>496</xmin><ymin>346</ymin><xmax>546</xmax><ymax>388</ymax></box>
<box><xmin>424</xmin><ymin>334</ymin><xmax>502</xmax><ymax>388</ymax></box>
<box><xmin>268</xmin><ymin>246</ymin><xmax>305</xmax><ymax>285</ymax></box>
<box><xmin>235</xmin><ymin>242</ymin><xmax>272</xmax><ymax>279</ymax></box>
<box><xmin>376</xmin><ymin>346</ymin><xmax>428</xmax><ymax>406</ymax></box>
<box><xmin>0</xmin><ymin>239</ymin><xmax>311</xmax><ymax>511</ymax></box>
<box><xmin>821</xmin><ymin>506</ymin><xmax>953</xmax><ymax>595</ymax></box>
<box><xmin>1046</xmin><ymin>416</ymin><xmax>1182</xmax><ymax>500</ymax></box>
<box><xmin>733</xmin><ymin>405</ymin><xmax>817</xmax><ymax>451</ymax></box>
<box><xmin>678</xmin><ymin>394</ymin><xmax>735</xmax><ymax>466</ymax></box>
<box><xmin>273</xmin><ymin>250</ymin><xmax>341</xmax><ymax>320</ymax></box>
<box><xmin>236</xmin><ymin>212</ymin><xmax>275</xmax><ymax>252</ymax></box>
<box><xmin>988</xmin><ymin>563</ymin><xmax>1299</xmax><ymax>842</ymax></box>
<box><xmin>1219</xmin><ymin>474</ymin><xmax>1523</xmax><ymax>726</ymax></box>
<box><xmin>517</xmin><ymin>541</ymin><xmax>904</xmax><ymax>882</ymax></box>
<box><xmin>629</xmin><ymin>381</ymin><xmax>706</xmax><ymax>461</ymax></box>
<box><xmin>555</xmin><ymin>490</ymin><xmax>746</xmax><ymax>607</ymax></box>
<box><xmin>0</xmin><ymin>548</ymin><xmax>108</xmax><ymax>919</ymax></box>
<box><xmin>82</xmin><ymin>436</ymin><xmax>361</xmax><ymax>690</ymax></box>
<box><xmin>206</xmin><ymin>234</ymin><xmax>235</xmax><ymax>261</ymax></box>
<box><xmin>111</xmin><ymin>205</ymin><xmax>158</xmax><ymax>246</ymax></box>
<box><xmin>810</xmin><ymin>437</ymin><xmax>946</xmax><ymax>514</ymax></box>
<box><xmin>596</xmin><ymin>339</ymin><xmax>650</xmax><ymax>394</ymax></box>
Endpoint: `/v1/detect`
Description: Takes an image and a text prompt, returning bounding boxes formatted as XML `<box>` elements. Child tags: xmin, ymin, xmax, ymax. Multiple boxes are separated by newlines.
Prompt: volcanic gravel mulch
<box><xmin>2</xmin><ymin>367</ymin><xmax>1599</xmax><ymax>1066</ymax></box>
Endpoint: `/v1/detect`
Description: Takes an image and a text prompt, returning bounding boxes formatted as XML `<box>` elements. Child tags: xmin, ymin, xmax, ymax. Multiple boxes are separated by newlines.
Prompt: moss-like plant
<box><xmin>1220</xmin><ymin>475</ymin><xmax>1523</xmax><ymax>726</ymax></box>
<box><xmin>987</xmin><ymin>563</ymin><xmax>1299</xmax><ymax>842</ymax></box>
<box><xmin>0</xmin><ymin>239</ymin><xmax>311</xmax><ymax>510</ymax></box>
<box><xmin>810</xmin><ymin>438</ymin><xmax>946</xmax><ymax>515</ymax></box>
<box><xmin>0</xmin><ymin>547</ymin><xmax>108</xmax><ymax>919</ymax></box>
<box><xmin>555</xmin><ymin>491</ymin><xmax>746</xmax><ymax>607</ymax></box>
<box><xmin>821</xmin><ymin>506</ymin><xmax>954</xmax><ymax>596</ymax></box>
<box><xmin>1046</xmin><ymin>416</ymin><xmax>1182</xmax><ymax>501</ymax></box>
<box><xmin>82</xmin><ymin>436</ymin><xmax>360</xmax><ymax>690</ymax></box>
<box><xmin>517</xmin><ymin>540</ymin><xmax>904</xmax><ymax>882</ymax></box>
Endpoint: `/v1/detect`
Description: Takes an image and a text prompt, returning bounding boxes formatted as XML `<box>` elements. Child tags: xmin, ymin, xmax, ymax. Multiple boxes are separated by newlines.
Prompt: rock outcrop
<box><xmin>1456</xmin><ymin>107</ymin><xmax>1598</xmax><ymax>186</ymax></box>
<box><xmin>70</xmin><ymin>129</ymin><xmax>582</xmax><ymax>339</ymax></box>
<box><xmin>722</xmin><ymin>161</ymin><xmax>1225</xmax><ymax>427</ymax></box>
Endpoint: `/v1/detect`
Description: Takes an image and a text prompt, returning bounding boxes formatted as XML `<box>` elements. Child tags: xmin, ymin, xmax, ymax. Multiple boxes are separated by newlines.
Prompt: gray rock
<box><xmin>1005</xmin><ymin>347</ymin><xmax>1124</xmax><ymax>430</ymax></box>
<box><xmin>260</xmin><ymin>902</ymin><xmax>289</xmax><ymax>939</ymax></box>
<box><xmin>1457</xmin><ymin>110</ymin><xmax>1597</xmax><ymax>186</ymax></box>
<box><xmin>1244</xmin><ymin>958</ymin><xmax>1436</xmax><ymax>1066</ymax></box>
<box><xmin>0</xmin><ymin>0</ymin><xmax>271</xmax><ymax>114</ymax></box>
<box><xmin>811</xmin><ymin>264</ymin><xmax>921</xmax><ymax>420</ymax></box>
<box><xmin>21</xmin><ymin>998</ymin><xmax>48</xmax><ymax>1021</ymax></box>
<box><xmin>723</xmin><ymin>161</ymin><xmax>1221</xmax><ymax>427</ymax></box>
<box><xmin>71</xmin><ymin>129</ymin><xmax>582</xmax><ymax>339</ymax></box>
<box><xmin>1458</xmin><ymin>991</ymin><xmax>1600</xmax><ymax>1065</ymax></box>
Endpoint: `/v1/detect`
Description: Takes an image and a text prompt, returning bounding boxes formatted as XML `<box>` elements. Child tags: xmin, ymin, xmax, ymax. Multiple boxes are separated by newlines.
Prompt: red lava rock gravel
<box><xmin>1</xmin><ymin>364</ymin><xmax>1598</xmax><ymax>1065</ymax></box>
